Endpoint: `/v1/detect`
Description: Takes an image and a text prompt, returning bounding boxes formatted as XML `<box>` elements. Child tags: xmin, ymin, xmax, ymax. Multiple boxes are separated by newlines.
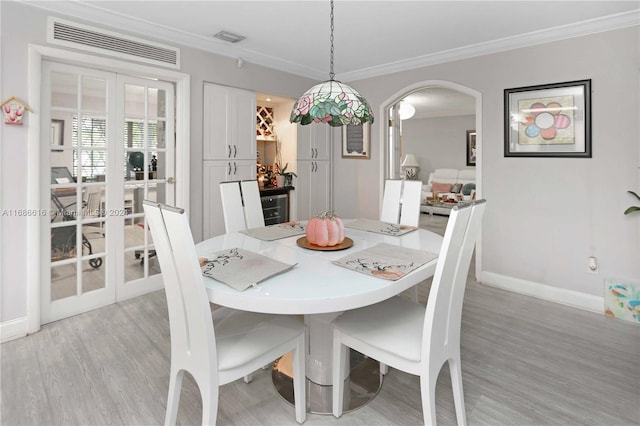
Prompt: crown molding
<box><xmin>23</xmin><ymin>2</ymin><xmax>639</xmax><ymax>82</ymax></box>
<box><xmin>341</xmin><ymin>9</ymin><xmax>640</xmax><ymax>81</ymax></box>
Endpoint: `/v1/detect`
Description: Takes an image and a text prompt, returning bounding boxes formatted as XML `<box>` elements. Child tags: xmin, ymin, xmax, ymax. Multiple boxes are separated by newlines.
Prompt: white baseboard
<box><xmin>479</xmin><ymin>271</ymin><xmax>604</xmax><ymax>314</ymax></box>
<box><xmin>0</xmin><ymin>317</ymin><xmax>29</xmax><ymax>343</ymax></box>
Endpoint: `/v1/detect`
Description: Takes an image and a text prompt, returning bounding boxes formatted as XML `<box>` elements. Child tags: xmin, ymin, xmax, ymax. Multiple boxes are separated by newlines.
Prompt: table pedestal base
<box><xmin>272</xmin><ymin>351</ymin><xmax>382</xmax><ymax>415</ymax></box>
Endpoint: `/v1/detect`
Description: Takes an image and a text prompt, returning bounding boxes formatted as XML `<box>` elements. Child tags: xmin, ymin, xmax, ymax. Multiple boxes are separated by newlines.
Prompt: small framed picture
<box><xmin>342</xmin><ymin>123</ymin><xmax>370</xmax><ymax>159</ymax></box>
<box><xmin>504</xmin><ymin>79</ymin><xmax>591</xmax><ymax>158</ymax></box>
<box><xmin>51</xmin><ymin>119</ymin><xmax>64</xmax><ymax>151</ymax></box>
<box><xmin>466</xmin><ymin>130</ymin><xmax>476</xmax><ymax>166</ymax></box>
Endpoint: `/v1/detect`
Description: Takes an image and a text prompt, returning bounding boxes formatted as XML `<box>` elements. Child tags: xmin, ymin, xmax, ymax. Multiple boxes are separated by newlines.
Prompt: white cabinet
<box><xmin>296</xmin><ymin>160</ymin><xmax>332</xmax><ymax>219</ymax></box>
<box><xmin>297</xmin><ymin>122</ymin><xmax>332</xmax><ymax>161</ymax></box>
<box><xmin>203</xmin><ymin>83</ymin><xmax>256</xmax><ymax>160</ymax></box>
<box><xmin>296</xmin><ymin>123</ymin><xmax>333</xmax><ymax>219</ymax></box>
<box><xmin>202</xmin><ymin>83</ymin><xmax>257</xmax><ymax>239</ymax></box>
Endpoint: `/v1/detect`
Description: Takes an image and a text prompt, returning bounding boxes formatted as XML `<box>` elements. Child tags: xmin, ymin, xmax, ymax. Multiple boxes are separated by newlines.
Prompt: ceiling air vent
<box><xmin>213</xmin><ymin>30</ymin><xmax>246</xmax><ymax>44</ymax></box>
<box><xmin>47</xmin><ymin>17</ymin><xmax>180</xmax><ymax>69</ymax></box>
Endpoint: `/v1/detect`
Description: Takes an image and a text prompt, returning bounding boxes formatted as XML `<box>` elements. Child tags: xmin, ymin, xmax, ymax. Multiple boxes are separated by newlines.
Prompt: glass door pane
<box><xmin>44</xmin><ymin>62</ymin><xmax>115</xmax><ymax>324</ymax></box>
<box><xmin>119</xmin><ymin>78</ymin><xmax>174</xmax><ymax>291</ymax></box>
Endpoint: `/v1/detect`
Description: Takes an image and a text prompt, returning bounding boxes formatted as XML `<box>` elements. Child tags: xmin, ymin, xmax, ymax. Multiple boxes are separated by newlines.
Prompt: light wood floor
<box><xmin>2</xmin><ymin>214</ymin><xmax>639</xmax><ymax>425</ymax></box>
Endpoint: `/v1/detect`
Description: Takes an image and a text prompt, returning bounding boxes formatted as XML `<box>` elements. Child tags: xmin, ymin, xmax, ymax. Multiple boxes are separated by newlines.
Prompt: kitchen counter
<box><xmin>259</xmin><ymin>185</ymin><xmax>294</xmax><ymax>196</ymax></box>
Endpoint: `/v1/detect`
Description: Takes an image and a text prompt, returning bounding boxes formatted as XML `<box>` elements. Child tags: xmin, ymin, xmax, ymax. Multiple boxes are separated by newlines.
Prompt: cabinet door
<box><xmin>297</xmin><ymin>123</ymin><xmax>333</xmax><ymax>160</ymax></box>
<box><xmin>203</xmin><ymin>83</ymin><xmax>256</xmax><ymax>161</ymax></box>
<box><xmin>203</xmin><ymin>83</ymin><xmax>231</xmax><ymax>160</ymax></box>
<box><xmin>231</xmin><ymin>89</ymin><xmax>257</xmax><ymax>160</ymax></box>
<box><xmin>203</xmin><ymin>161</ymin><xmax>231</xmax><ymax>239</ymax></box>
<box><xmin>296</xmin><ymin>160</ymin><xmax>332</xmax><ymax>219</ymax></box>
<box><xmin>311</xmin><ymin>160</ymin><xmax>332</xmax><ymax>214</ymax></box>
<box><xmin>231</xmin><ymin>159</ymin><xmax>255</xmax><ymax>181</ymax></box>
<box><xmin>311</xmin><ymin>124</ymin><xmax>333</xmax><ymax>160</ymax></box>
<box><xmin>296</xmin><ymin>160</ymin><xmax>313</xmax><ymax>219</ymax></box>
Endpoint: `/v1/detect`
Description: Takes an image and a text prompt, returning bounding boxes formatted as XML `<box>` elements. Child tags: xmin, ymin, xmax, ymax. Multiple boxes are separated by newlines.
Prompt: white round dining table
<box><xmin>195</xmin><ymin>221</ymin><xmax>443</xmax><ymax>414</ymax></box>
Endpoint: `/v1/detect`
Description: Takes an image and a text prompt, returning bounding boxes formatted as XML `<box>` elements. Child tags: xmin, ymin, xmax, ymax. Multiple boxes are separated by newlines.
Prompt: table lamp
<box><xmin>401</xmin><ymin>154</ymin><xmax>420</xmax><ymax>179</ymax></box>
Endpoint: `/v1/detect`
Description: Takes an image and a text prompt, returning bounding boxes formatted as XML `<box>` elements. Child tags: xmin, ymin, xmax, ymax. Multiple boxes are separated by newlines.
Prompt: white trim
<box><xmin>341</xmin><ymin>10</ymin><xmax>640</xmax><ymax>81</ymax></box>
<box><xmin>0</xmin><ymin>317</ymin><xmax>29</xmax><ymax>343</ymax></box>
<box><xmin>27</xmin><ymin>44</ymin><xmax>190</xmax><ymax>333</ymax></box>
<box><xmin>479</xmin><ymin>271</ymin><xmax>604</xmax><ymax>314</ymax></box>
<box><xmin>27</xmin><ymin>47</ymin><xmax>43</xmax><ymax>334</ymax></box>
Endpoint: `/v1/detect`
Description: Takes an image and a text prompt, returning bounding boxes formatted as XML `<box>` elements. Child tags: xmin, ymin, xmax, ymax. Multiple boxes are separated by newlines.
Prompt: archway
<box><xmin>377</xmin><ymin>80</ymin><xmax>483</xmax><ymax>275</ymax></box>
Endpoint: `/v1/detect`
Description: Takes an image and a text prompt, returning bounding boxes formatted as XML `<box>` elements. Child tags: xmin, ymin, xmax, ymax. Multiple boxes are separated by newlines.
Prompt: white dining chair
<box><xmin>380</xmin><ymin>179</ymin><xmax>423</xmax><ymax>306</ymax></box>
<box><xmin>219</xmin><ymin>181</ymin><xmax>246</xmax><ymax>233</ymax></box>
<box><xmin>142</xmin><ymin>201</ymin><xmax>306</xmax><ymax>425</ymax></box>
<box><xmin>332</xmin><ymin>200</ymin><xmax>486</xmax><ymax>425</ymax></box>
<box><xmin>380</xmin><ymin>179</ymin><xmax>402</xmax><ymax>224</ymax></box>
<box><xmin>399</xmin><ymin>180</ymin><xmax>422</xmax><ymax>227</ymax></box>
<box><xmin>240</xmin><ymin>179</ymin><xmax>265</xmax><ymax>229</ymax></box>
<box><xmin>219</xmin><ymin>180</ymin><xmax>268</xmax><ymax>383</ymax></box>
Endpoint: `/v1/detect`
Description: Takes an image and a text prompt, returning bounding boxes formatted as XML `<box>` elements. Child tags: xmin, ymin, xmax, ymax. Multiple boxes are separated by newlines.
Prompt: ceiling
<box><xmin>26</xmin><ymin>1</ymin><xmax>639</xmax><ymax>81</ymax></box>
<box><xmin>25</xmin><ymin>1</ymin><xmax>638</xmax><ymax>118</ymax></box>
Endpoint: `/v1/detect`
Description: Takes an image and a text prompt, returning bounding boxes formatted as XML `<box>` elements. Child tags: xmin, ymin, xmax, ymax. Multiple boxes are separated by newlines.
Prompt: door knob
<box><xmin>167</xmin><ymin>177</ymin><xmax>175</xmax><ymax>184</ymax></box>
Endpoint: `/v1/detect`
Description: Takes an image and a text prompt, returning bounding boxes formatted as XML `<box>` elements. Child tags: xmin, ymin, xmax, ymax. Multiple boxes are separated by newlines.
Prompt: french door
<box><xmin>42</xmin><ymin>62</ymin><xmax>175</xmax><ymax>324</ymax></box>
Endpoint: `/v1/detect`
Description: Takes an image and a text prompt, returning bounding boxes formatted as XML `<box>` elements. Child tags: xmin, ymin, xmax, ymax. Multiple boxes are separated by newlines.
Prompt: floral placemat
<box><xmin>332</xmin><ymin>243</ymin><xmax>437</xmax><ymax>281</ymax></box>
<box><xmin>241</xmin><ymin>222</ymin><xmax>306</xmax><ymax>241</ymax></box>
<box><xmin>200</xmin><ymin>248</ymin><xmax>296</xmax><ymax>291</ymax></box>
<box><xmin>344</xmin><ymin>219</ymin><xmax>417</xmax><ymax>236</ymax></box>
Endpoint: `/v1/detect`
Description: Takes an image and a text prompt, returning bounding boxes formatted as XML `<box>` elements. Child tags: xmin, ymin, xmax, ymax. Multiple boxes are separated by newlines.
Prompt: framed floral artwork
<box><xmin>504</xmin><ymin>80</ymin><xmax>591</xmax><ymax>158</ymax></box>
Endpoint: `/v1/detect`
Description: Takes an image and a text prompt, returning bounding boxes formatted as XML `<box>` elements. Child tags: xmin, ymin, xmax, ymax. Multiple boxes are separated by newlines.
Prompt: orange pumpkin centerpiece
<box><xmin>305</xmin><ymin>211</ymin><xmax>345</xmax><ymax>247</ymax></box>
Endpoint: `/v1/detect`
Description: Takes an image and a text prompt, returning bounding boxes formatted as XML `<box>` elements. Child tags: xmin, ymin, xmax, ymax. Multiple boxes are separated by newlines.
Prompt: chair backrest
<box><xmin>220</xmin><ymin>181</ymin><xmax>246</xmax><ymax>233</ymax></box>
<box><xmin>142</xmin><ymin>201</ymin><xmax>219</xmax><ymax>388</ymax></box>
<box><xmin>84</xmin><ymin>186</ymin><xmax>102</xmax><ymax>218</ymax></box>
<box><xmin>420</xmin><ymin>201</ymin><xmax>484</xmax><ymax>368</ymax></box>
<box><xmin>399</xmin><ymin>180</ymin><xmax>422</xmax><ymax>227</ymax></box>
<box><xmin>240</xmin><ymin>180</ymin><xmax>265</xmax><ymax>229</ymax></box>
<box><xmin>380</xmin><ymin>180</ymin><xmax>402</xmax><ymax>223</ymax></box>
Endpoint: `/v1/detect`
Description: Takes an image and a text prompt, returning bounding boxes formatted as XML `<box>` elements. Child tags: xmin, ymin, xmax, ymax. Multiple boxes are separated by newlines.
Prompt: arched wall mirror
<box><xmin>385</xmin><ymin>86</ymin><xmax>477</xmax><ymax>183</ymax></box>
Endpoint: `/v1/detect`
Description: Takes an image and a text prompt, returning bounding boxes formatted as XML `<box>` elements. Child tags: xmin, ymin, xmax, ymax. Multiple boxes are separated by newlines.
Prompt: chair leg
<box><xmin>332</xmin><ymin>331</ymin><xmax>348</xmax><ymax>418</ymax></box>
<box><xmin>448</xmin><ymin>357</ymin><xmax>467</xmax><ymax>426</ymax></box>
<box><xmin>292</xmin><ymin>337</ymin><xmax>307</xmax><ymax>424</ymax></box>
<box><xmin>165</xmin><ymin>368</ymin><xmax>184</xmax><ymax>426</ymax></box>
<box><xmin>410</xmin><ymin>285</ymin><xmax>419</xmax><ymax>303</ymax></box>
<box><xmin>420</xmin><ymin>372</ymin><xmax>438</xmax><ymax>426</ymax></box>
<box><xmin>199</xmin><ymin>380</ymin><xmax>219</xmax><ymax>426</ymax></box>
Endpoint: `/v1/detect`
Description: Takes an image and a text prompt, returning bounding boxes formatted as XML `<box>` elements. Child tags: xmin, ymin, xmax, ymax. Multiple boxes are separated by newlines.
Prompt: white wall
<box><xmin>333</xmin><ymin>26</ymin><xmax>640</xmax><ymax>307</ymax></box>
<box><xmin>0</xmin><ymin>1</ymin><xmax>315</xmax><ymax>323</ymax></box>
<box><xmin>402</xmin><ymin>114</ymin><xmax>476</xmax><ymax>182</ymax></box>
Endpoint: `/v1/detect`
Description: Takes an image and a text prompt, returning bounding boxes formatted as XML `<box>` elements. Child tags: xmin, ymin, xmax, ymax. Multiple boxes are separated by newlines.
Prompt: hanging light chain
<box><xmin>329</xmin><ymin>0</ymin><xmax>335</xmax><ymax>81</ymax></box>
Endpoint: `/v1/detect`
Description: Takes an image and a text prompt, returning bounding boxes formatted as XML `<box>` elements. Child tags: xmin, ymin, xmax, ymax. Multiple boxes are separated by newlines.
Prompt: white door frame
<box><xmin>27</xmin><ymin>44</ymin><xmax>191</xmax><ymax>333</ymax></box>
<box><xmin>378</xmin><ymin>80</ymin><xmax>483</xmax><ymax>279</ymax></box>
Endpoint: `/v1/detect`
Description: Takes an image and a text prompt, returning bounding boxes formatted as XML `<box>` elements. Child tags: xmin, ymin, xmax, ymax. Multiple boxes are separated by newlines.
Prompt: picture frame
<box><xmin>504</xmin><ymin>79</ymin><xmax>591</xmax><ymax>158</ymax></box>
<box><xmin>342</xmin><ymin>123</ymin><xmax>370</xmax><ymax>159</ymax></box>
<box><xmin>51</xmin><ymin>119</ymin><xmax>64</xmax><ymax>151</ymax></box>
<box><xmin>466</xmin><ymin>130</ymin><xmax>476</xmax><ymax>166</ymax></box>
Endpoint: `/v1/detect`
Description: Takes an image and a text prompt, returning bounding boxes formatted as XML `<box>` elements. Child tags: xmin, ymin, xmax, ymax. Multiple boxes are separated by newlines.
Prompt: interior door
<box><xmin>41</xmin><ymin>63</ymin><xmax>175</xmax><ymax>323</ymax></box>
<box><xmin>116</xmin><ymin>75</ymin><xmax>175</xmax><ymax>299</ymax></box>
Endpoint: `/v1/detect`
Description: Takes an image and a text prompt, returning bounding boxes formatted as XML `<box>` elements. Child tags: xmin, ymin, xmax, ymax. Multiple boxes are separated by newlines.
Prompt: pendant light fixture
<box><xmin>290</xmin><ymin>0</ymin><xmax>374</xmax><ymax>127</ymax></box>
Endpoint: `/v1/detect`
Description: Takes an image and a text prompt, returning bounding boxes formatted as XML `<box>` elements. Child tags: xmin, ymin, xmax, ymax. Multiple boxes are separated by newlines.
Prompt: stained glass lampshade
<box><xmin>290</xmin><ymin>0</ymin><xmax>374</xmax><ymax>128</ymax></box>
<box><xmin>290</xmin><ymin>79</ymin><xmax>374</xmax><ymax>127</ymax></box>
